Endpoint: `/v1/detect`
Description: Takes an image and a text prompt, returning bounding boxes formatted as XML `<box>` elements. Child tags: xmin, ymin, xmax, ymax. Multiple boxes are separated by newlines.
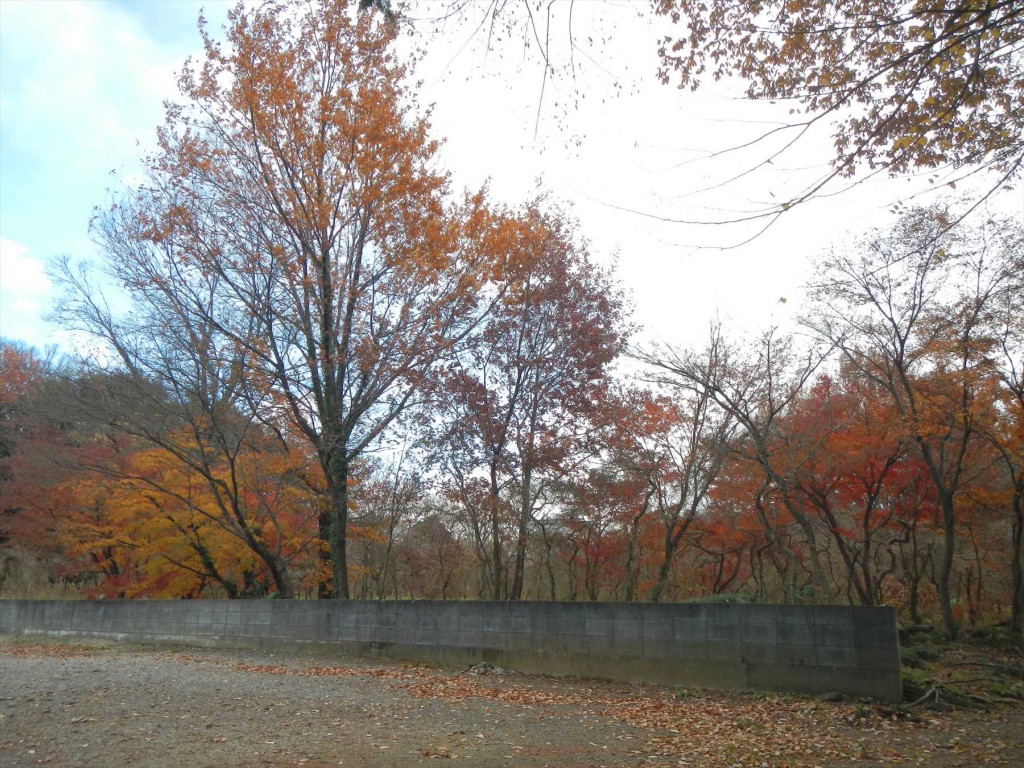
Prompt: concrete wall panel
<box><xmin>0</xmin><ymin>599</ymin><xmax>901</xmax><ymax>701</ymax></box>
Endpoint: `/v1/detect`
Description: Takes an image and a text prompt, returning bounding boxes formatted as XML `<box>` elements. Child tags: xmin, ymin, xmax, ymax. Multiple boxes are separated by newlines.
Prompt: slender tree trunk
<box><xmin>540</xmin><ymin>523</ymin><xmax>557</xmax><ymax>601</ymax></box>
<box><xmin>490</xmin><ymin>499</ymin><xmax>502</xmax><ymax>601</ymax></box>
<box><xmin>535</xmin><ymin>519</ymin><xmax>558</xmax><ymax>601</ymax></box>
<box><xmin>378</xmin><ymin>515</ymin><xmax>398</xmax><ymax>600</ymax></box>
<box><xmin>173</xmin><ymin>521</ymin><xmax>239</xmax><ymax>599</ymax></box>
<box><xmin>756</xmin><ymin>456</ymin><xmax>835</xmax><ymax>602</ymax></box>
<box><xmin>488</xmin><ymin>459</ymin><xmax>503</xmax><ymax>600</ymax></box>
<box><xmin>509</xmin><ymin>465</ymin><xmax>532</xmax><ymax>601</ymax></box>
<box><xmin>650</xmin><ymin>513</ymin><xmax>691</xmax><ymax>602</ymax></box>
<box><xmin>317</xmin><ymin>499</ymin><xmax>332</xmax><ymax>599</ymax></box>
<box><xmin>936</xmin><ymin>496</ymin><xmax>958</xmax><ymax>637</ymax></box>
<box><xmin>231</xmin><ymin>513</ymin><xmax>293</xmax><ymax>598</ymax></box>
<box><xmin>623</xmin><ymin>504</ymin><xmax>647</xmax><ymax>602</ymax></box>
<box><xmin>566</xmin><ymin>544</ymin><xmax>580</xmax><ymax>601</ymax></box>
<box><xmin>1012</xmin><ymin>499</ymin><xmax>1023</xmax><ymax>639</ymax></box>
<box><xmin>816</xmin><ymin>498</ymin><xmax>871</xmax><ymax>605</ymax></box>
<box><xmin>751</xmin><ymin>490</ymin><xmax>804</xmax><ymax>601</ymax></box>
<box><xmin>712</xmin><ymin>551</ymin><xmax>740</xmax><ymax>594</ymax></box>
<box><xmin>785</xmin><ymin>505</ymin><xmax>835</xmax><ymax>602</ymax></box>
<box><xmin>649</xmin><ymin>540</ymin><xmax>675</xmax><ymax>603</ymax></box>
<box><xmin>624</xmin><ymin>543</ymin><xmax>637</xmax><ymax>602</ymax></box>
<box><xmin>751</xmin><ymin>544</ymin><xmax>766</xmax><ymax>602</ymax></box>
<box><xmin>899</xmin><ymin>519</ymin><xmax>926</xmax><ymax>625</ymax></box>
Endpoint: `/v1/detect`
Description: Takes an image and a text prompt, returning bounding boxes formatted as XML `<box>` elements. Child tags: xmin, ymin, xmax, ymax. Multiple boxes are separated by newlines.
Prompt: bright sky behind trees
<box><xmin>1</xmin><ymin>0</ymin><xmax>1020</xmax><ymax>352</ymax></box>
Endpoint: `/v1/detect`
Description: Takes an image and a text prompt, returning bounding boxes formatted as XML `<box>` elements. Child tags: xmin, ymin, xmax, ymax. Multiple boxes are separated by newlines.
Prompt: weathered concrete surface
<box><xmin>0</xmin><ymin>599</ymin><xmax>901</xmax><ymax>701</ymax></box>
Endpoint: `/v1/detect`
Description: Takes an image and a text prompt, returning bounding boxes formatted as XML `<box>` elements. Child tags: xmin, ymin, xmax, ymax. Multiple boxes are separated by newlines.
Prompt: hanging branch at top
<box><xmin>654</xmin><ymin>1</ymin><xmax>1024</xmax><ymax>223</ymax></box>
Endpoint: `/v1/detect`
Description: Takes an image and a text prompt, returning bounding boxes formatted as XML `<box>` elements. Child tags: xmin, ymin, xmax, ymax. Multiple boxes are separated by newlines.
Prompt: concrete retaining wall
<box><xmin>0</xmin><ymin>599</ymin><xmax>902</xmax><ymax>701</ymax></box>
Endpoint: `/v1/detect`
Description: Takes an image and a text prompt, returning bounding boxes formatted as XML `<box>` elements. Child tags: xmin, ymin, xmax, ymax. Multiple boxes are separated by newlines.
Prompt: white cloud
<box><xmin>1</xmin><ymin>1</ymin><xmax>181</xmax><ymax>160</ymax></box>
<box><xmin>0</xmin><ymin>0</ymin><xmax>201</xmax><ymax>349</ymax></box>
<box><xmin>0</xmin><ymin>0</ymin><xmax>192</xmax><ymax>281</ymax></box>
<box><xmin>0</xmin><ymin>237</ymin><xmax>54</xmax><ymax>346</ymax></box>
<box><xmin>0</xmin><ymin>237</ymin><xmax>49</xmax><ymax>296</ymax></box>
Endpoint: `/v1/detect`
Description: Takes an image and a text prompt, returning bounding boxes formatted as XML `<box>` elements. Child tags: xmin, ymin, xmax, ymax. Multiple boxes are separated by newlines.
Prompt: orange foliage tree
<box><xmin>773</xmin><ymin>374</ymin><xmax>910</xmax><ymax>606</ymax></box>
<box><xmin>1</xmin><ymin>345</ymin><xmax>322</xmax><ymax>598</ymax></box>
<box><xmin>83</xmin><ymin>0</ymin><xmax>528</xmax><ymax>598</ymax></box>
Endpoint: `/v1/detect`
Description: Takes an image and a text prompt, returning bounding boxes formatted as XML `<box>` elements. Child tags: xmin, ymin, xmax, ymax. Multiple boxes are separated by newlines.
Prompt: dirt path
<box><xmin>1</xmin><ymin>638</ymin><xmax>1021</xmax><ymax>767</ymax></box>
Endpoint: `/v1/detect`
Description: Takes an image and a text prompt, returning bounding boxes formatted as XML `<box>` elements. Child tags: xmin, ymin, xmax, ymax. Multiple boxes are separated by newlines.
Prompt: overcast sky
<box><xmin>2</xmin><ymin>0</ymin><xmax>1019</xmax><ymax>355</ymax></box>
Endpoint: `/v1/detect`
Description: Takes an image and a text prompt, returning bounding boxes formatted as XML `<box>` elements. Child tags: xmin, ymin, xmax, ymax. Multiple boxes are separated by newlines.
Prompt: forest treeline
<box><xmin>0</xmin><ymin>1</ymin><xmax>1021</xmax><ymax>641</ymax></box>
<box><xmin>2</xmin><ymin>205</ymin><xmax>1021</xmax><ymax>640</ymax></box>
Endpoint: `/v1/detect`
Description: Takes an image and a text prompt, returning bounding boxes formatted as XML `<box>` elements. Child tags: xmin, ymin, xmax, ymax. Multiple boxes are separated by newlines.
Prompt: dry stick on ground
<box><xmin>906</xmin><ymin>683</ymin><xmax>942</xmax><ymax>708</ymax></box>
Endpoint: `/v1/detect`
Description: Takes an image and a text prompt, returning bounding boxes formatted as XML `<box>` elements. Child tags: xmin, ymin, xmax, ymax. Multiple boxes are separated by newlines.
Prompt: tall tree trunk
<box><xmin>935</xmin><ymin>495</ymin><xmax>958</xmax><ymax>637</ymax></box>
<box><xmin>650</xmin><ymin>561</ymin><xmax>671</xmax><ymax>603</ymax></box>
<box><xmin>509</xmin><ymin>465</ymin><xmax>532</xmax><ymax>601</ymax></box>
<box><xmin>489</xmin><ymin>501</ymin><xmax>502</xmax><ymax>600</ymax></box>
<box><xmin>324</xmin><ymin>451</ymin><xmax>351</xmax><ymax>600</ymax></box>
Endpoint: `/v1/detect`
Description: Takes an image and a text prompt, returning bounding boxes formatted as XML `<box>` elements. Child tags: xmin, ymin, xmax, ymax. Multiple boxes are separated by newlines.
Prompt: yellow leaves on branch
<box><xmin>51</xmin><ymin>427</ymin><xmax>319</xmax><ymax>599</ymax></box>
<box><xmin>654</xmin><ymin>0</ymin><xmax>1024</xmax><ymax>178</ymax></box>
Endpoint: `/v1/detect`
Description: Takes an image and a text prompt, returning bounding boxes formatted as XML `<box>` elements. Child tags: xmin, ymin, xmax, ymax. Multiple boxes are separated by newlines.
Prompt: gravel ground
<box><xmin>1</xmin><ymin>637</ymin><xmax>1021</xmax><ymax>768</ymax></box>
<box><xmin>0</xmin><ymin>639</ymin><xmax>645</xmax><ymax>767</ymax></box>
